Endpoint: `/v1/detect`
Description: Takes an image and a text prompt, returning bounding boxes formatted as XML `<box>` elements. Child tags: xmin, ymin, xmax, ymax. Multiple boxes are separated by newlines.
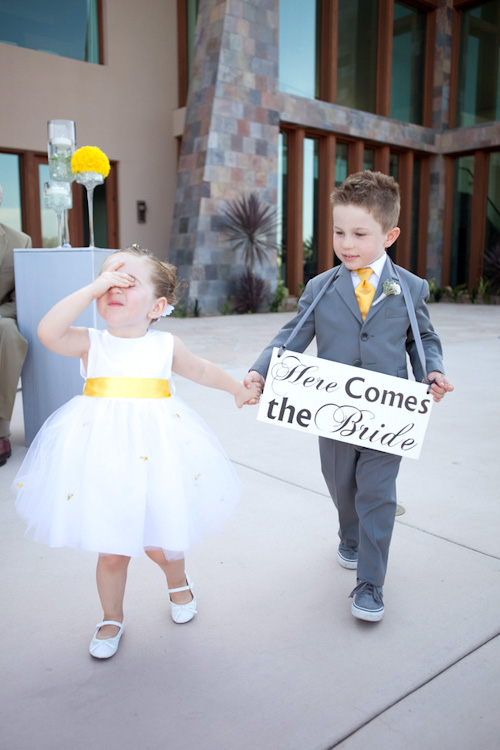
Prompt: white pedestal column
<box><xmin>14</xmin><ymin>247</ymin><xmax>115</xmax><ymax>445</ymax></box>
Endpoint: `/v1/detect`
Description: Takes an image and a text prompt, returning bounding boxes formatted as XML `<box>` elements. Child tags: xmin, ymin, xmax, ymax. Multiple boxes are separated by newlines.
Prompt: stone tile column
<box><xmin>427</xmin><ymin>0</ymin><xmax>454</xmax><ymax>282</ymax></box>
<box><xmin>169</xmin><ymin>0</ymin><xmax>280</xmax><ymax>315</ymax></box>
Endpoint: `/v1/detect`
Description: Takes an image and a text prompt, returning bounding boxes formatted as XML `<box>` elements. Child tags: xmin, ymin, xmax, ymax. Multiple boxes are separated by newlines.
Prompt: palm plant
<box><xmin>222</xmin><ymin>192</ymin><xmax>278</xmax><ymax>272</ymax></box>
<box><xmin>222</xmin><ymin>192</ymin><xmax>278</xmax><ymax>312</ymax></box>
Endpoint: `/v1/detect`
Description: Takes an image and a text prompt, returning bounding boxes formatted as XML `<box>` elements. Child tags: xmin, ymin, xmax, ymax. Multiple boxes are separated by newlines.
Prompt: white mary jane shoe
<box><xmin>89</xmin><ymin>620</ymin><xmax>124</xmax><ymax>659</ymax></box>
<box><xmin>168</xmin><ymin>574</ymin><xmax>197</xmax><ymax>624</ymax></box>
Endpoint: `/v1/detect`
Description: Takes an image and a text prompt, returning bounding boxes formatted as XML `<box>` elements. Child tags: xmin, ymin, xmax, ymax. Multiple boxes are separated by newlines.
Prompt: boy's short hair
<box><xmin>330</xmin><ymin>170</ymin><xmax>400</xmax><ymax>232</ymax></box>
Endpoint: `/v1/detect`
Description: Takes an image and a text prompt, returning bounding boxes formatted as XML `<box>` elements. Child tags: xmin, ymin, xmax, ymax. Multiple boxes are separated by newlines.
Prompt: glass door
<box><xmin>0</xmin><ymin>153</ymin><xmax>22</xmax><ymax>231</ymax></box>
<box><xmin>303</xmin><ymin>137</ymin><xmax>319</xmax><ymax>284</ymax></box>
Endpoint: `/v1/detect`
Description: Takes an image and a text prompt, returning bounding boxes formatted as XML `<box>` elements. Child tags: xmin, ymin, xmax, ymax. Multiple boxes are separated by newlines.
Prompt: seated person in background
<box><xmin>0</xmin><ymin>183</ymin><xmax>32</xmax><ymax>466</ymax></box>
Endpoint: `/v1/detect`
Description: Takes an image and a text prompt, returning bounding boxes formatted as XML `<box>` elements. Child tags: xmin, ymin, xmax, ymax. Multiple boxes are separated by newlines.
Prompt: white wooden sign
<box><xmin>257</xmin><ymin>349</ymin><xmax>433</xmax><ymax>459</ymax></box>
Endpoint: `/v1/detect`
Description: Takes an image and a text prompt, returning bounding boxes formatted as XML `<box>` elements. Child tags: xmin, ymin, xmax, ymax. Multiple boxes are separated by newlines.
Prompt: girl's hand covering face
<box><xmin>92</xmin><ymin>261</ymin><xmax>135</xmax><ymax>298</ymax></box>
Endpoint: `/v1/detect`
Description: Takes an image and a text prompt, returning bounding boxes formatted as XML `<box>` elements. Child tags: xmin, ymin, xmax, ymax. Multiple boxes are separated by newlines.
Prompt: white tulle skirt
<box><xmin>13</xmin><ymin>394</ymin><xmax>240</xmax><ymax>559</ymax></box>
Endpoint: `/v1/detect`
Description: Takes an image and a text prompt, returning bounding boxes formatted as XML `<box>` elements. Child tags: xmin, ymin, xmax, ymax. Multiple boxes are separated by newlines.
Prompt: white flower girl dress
<box><xmin>14</xmin><ymin>329</ymin><xmax>240</xmax><ymax>559</ymax></box>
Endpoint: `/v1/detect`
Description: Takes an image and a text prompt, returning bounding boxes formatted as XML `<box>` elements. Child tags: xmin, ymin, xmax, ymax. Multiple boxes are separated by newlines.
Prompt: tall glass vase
<box><xmin>47</xmin><ymin>120</ymin><xmax>76</xmax><ymax>247</ymax></box>
<box><xmin>44</xmin><ymin>182</ymin><xmax>73</xmax><ymax>247</ymax></box>
<box><xmin>76</xmin><ymin>171</ymin><xmax>104</xmax><ymax>247</ymax></box>
<box><xmin>48</xmin><ymin>120</ymin><xmax>76</xmax><ymax>181</ymax></box>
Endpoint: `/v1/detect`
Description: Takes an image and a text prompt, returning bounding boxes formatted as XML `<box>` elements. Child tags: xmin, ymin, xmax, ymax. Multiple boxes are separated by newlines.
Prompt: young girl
<box><xmin>13</xmin><ymin>246</ymin><xmax>261</xmax><ymax>659</ymax></box>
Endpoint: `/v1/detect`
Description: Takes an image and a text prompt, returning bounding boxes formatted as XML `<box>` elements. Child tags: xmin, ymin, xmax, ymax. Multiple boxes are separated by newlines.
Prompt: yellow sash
<box><xmin>83</xmin><ymin>377</ymin><xmax>171</xmax><ymax>399</ymax></box>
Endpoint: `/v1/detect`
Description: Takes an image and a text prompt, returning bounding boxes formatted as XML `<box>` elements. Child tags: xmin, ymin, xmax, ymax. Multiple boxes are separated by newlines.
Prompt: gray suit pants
<box><xmin>319</xmin><ymin>437</ymin><xmax>402</xmax><ymax>587</ymax></box>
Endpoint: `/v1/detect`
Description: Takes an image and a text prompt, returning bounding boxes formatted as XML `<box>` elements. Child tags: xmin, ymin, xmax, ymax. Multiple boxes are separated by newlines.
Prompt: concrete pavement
<box><xmin>1</xmin><ymin>303</ymin><xmax>499</xmax><ymax>750</ymax></box>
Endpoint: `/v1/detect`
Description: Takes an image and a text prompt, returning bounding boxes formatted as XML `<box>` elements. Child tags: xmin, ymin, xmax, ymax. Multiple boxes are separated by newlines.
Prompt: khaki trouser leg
<box><xmin>0</xmin><ymin>318</ymin><xmax>28</xmax><ymax>436</ymax></box>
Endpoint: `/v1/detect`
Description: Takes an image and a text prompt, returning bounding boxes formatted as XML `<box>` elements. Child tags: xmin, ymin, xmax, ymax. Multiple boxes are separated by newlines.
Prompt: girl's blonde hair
<box><xmin>104</xmin><ymin>245</ymin><xmax>177</xmax><ymax>317</ymax></box>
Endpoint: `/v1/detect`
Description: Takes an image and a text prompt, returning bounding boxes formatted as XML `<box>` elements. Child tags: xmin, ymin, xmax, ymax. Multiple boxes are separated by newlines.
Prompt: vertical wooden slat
<box><xmin>20</xmin><ymin>151</ymin><xmax>42</xmax><ymax>247</ymax></box>
<box><xmin>348</xmin><ymin>141</ymin><xmax>364</xmax><ymax>175</ymax></box>
<box><xmin>97</xmin><ymin>0</ymin><xmax>105</xmax><ymax>65</ymax></box>
<box><xmin>320</xmin><ymin>0</ymin><xmax>338</xmax><ymax>103</ymax></box>
<box><xmin>177</xmin><ymin>0</ymin><xmax>188</xmax><ymax>108</ymax></box>
<box><xmin>417</xmin><ymin>157</ymin><xmax>430</xmax><ymax>279</ymax></box>
<box><xmin>397</xmin><ymin>151</ymin><xmax>414</xmax><ymax>269</ymax></box>
<box><xmin>376</xmin><ymin>0</ymin><xmax>394</xmax><ymax>117</ymax></box>
<box><xmin>374</xmin><ymin>146</ymin><xmax>391</xmax><ymax>175</ymax></box>
<box><xmin>318</xmin><ymin>134</ymin><xmax>336</xmax><ymax>271</ymax></box>
<box><xmin>469</xmin><ymin>149</ymin><xmax>489</xmax><ymax>287</ymax></box>
<box><xmin>287</xmin><ymin>128</ymin><xmax>305</xmax><ymax>295</ymax></box>
<box><xmin>106</xmin><ymin>161</ymin><xmax>120</xmax><ymax>250</ymax></box>
<box><xmin>68</xmin><ymin>182</ymin><xmax>84</xmax><ymax>248</ymax></box>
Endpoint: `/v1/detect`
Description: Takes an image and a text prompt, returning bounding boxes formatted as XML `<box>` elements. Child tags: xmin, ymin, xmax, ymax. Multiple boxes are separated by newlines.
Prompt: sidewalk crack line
<box><xmin>232</xmin><ymin>461</ymin><xmax>500</xmax><ymax>562</ymax></box>
<box><xmin>323</xmin><ymin>630</ymin><xmax>500</xmax><ymax>749</ymax></box>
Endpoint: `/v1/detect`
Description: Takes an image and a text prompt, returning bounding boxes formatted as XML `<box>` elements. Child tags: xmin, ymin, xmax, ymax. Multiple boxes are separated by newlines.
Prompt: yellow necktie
<box><xmin>355</xmin><ymin>268</ymin><xmax>375</xmax><ymax>320</ymax></box>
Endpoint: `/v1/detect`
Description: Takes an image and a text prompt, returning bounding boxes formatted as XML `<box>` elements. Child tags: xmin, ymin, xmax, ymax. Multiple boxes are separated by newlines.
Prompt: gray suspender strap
<box><xmin>278</xmin><ymin>266</ymin><xmax>340</xmax><ymax>357</ymax></box>
<box><xmin>389</xmin><ymin>259</ymin><xmax>429</xmax><ymax>383</ymax></box>
<box><xmin>278</xmin><ymin>259</ymin><xmax>429</xmax><ymax>384</ymax></box>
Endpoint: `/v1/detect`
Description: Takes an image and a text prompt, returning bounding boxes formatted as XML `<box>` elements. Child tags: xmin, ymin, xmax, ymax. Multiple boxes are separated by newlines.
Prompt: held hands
<box><xmin>235</xmin><ymin>376</ymin><xmax>262</xmax><ymax>408</ymax></box>
<box><xmin>90</xmin><ymin>261</ymin><xmax>135</xmax><ymax>299</ymax></box>
<box><xmin>427</xmin><ymin>371</ymin><xmax>454</xmax><ymax>402</ymax></box>
<box><xmin>242</xmin><ymin>370</ymin><xmax>265</xmax><ymax>406</ymax></box>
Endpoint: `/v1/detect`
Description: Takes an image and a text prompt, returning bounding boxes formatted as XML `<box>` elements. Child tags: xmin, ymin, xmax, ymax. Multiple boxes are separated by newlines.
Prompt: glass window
<box><xmin>277</xmin><ymin>132</ymin><xmax>288</xmax><ymax>283</ymax></box>
<box><xmin>0</xmin><ymin>153</ymin><xmax>22</xmax><ymax>232</ymax></box>
<box><xmin>391</xmin><ymin>2</ymin><xmax>426</xmax><ymax>124</ymax></box>
<box><xmin>0</xmin><ymin>0</ymin><xmax>100</xmax><ymax>64</ymax></box>
<box><xmin>363</xmin><ymin>148</ymin><xmax>375</xmax><ymax>171</ymax></box>
<box><xmin>303</xmin><ymin>138</ymin><xmax>319</xmax><ymax>283</ymax></box>
<box><xmin>485</xmin><ymin>151</ymin><xmax>500</xmax><ymax>283</ymax></box>
<box><xmin>389</xmin><ymin>152</ymin><xmax>400</xmax><ymax>182</ymax></box>
<box><xmin>333</xmin><ymin>142</ymin><xmax>349</xmax><ymax>266</ymax></box>
<box><xmin>279</xmin><ymin>0</ymin><xmax>318</xmax><ymax>98</ymax></box>
<box><xmin>334</xmin><ymin>142</ymin><xmax>348</xmax><ymax>186</ymax></box>
<box><xmin>457</xmin><ymin>0</ymin><xmax>500</xmax><ymax>126</ymax></box>
<box><xmin>450</xmin><ymin>155</ymin><xmax>474</xmax><ymax>288</ymax></box>
<box><xmin>337</xmin><ymin>0</ymin><xmax>378</xmax><ymax>113</ymax></box>
<box><xmin>39</xmin><ymin>164</ymin><xmax>58</xmax><ymax>248</ymax></box>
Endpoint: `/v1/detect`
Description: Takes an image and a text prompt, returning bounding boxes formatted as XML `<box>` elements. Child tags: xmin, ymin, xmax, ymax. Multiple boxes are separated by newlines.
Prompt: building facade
<box><xmin>1</xmin><ymin>0</ymin><xmax>500</xmax><ymax>314</ymax></box>
<box><xmin>0</xmin><ymin>0</ymin><xmax>179</xmax><ymax>254</ymax></box>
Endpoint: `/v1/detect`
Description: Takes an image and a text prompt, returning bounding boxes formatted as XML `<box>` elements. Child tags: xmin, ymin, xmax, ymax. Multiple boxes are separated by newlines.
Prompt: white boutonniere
<box><xmin>372</xmin><ymin>279</ymin><xmax>401</xmax><ymax>306</ymax></box>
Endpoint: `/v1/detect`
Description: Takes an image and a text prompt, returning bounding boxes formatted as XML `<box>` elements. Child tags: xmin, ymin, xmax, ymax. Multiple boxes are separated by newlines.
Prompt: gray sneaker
<box><xmin>337</xmin><ymin>542</ymin><xmax>358</xmax><ymax>570</ymax></box>
<box><xmin>350</xmin><ymin>582</ymin><xmax>384</xmax><ymax>622</ymax></box>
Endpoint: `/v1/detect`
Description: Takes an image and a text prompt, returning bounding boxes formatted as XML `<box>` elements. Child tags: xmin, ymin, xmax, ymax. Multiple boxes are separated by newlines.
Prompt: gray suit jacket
<box><xmin>0</xmin><ymin>223</ymin><xmax>32</xmax><ymax>320</ymax></box>
<box><xmin>252</xmin><ymin>257</ymin><xmax>443</xmax><ymax>384</ymax></box>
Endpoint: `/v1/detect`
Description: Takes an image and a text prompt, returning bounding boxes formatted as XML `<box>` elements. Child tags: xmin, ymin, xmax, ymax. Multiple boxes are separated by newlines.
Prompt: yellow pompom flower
<box><xmin>71</xmin><ymin>146</ymin><xmax>110</xmax><ymax>177</ymax></box>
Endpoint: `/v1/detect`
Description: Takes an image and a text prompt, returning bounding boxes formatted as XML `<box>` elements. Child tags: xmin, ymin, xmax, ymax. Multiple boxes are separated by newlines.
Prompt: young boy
<box><xmin>245</xmin><ymin>171</ymin><xmax>453</xmax><ymax>622</ymax></box>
